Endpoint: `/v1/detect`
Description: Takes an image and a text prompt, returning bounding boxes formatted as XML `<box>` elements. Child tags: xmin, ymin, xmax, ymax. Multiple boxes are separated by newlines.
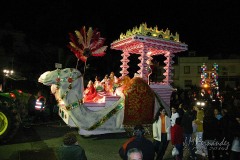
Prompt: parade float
<box><xmin>38</xmin><ymin>23</ymin><xmax>188</xmax><ymax>136</ymax></box>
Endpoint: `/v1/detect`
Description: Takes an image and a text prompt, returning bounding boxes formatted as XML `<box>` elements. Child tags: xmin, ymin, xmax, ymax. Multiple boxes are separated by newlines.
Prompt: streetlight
<box><xmin>2</xmin><ymin>69</ymin><xmax>14</xmax><ymax>91</ymax></box>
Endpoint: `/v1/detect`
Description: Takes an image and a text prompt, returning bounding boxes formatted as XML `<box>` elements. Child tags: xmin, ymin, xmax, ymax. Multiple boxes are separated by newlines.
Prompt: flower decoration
<box><xmin>67</xmin><ymin>26</ymin><xmax>108</xmax><ymax>62</ymax></box>
<box><xmin>68</xmin><ymin>77</ymin><xmax>73</xmax><ymax>83</ymax></box>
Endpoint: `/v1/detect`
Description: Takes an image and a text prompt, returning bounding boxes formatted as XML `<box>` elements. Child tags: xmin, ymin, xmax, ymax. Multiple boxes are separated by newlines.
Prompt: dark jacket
<box><xmin>119</xmin><ymin>136</ymin><xmax>155</xmax><ymax>160</ymax></box>
<box><xmin>228</xmin><ymin>117</ymin><xmax>240</xmax><ymax>142</ymax></box>
<box><xmin>181</xmin><ymin>110</ymin><xmax>194</xmax><ymax>134</ymax></box>
<box><xmin>203</xmin><ymin>115</ymin><xmax>221</xmax><ymax>141</ymax></box>
<box><xmin>220</xmin><ymin>114</ymin><xmax>230</xmax><ymax>140</ymax></box>
<box><xmin>177</xmin><ymin>108</ymin><xmax>184</xmax><ymax>117</ymax></box>
<box><xmin>58</xmin><ymin>144</ymin><xmax>87</xmax><ymax>160</ymax></box>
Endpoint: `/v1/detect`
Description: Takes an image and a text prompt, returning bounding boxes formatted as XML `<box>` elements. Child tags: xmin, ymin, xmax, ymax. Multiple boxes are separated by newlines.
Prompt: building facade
<box><xmin>157</xmin><ymin>56</ymin><xmax>240</xmax><ymax>90</ymax></box>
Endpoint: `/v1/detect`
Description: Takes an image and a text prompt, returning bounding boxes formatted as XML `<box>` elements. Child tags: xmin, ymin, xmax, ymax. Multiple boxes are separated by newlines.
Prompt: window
<box><xmin>184</xmin><ymin>66</ymin><xmax>190</xmax><ymax>74</ymax></box>
<box><xmin>184</xmin><ymin>80</ymin><xmax>192</xmax><ymax>87</ymax></box>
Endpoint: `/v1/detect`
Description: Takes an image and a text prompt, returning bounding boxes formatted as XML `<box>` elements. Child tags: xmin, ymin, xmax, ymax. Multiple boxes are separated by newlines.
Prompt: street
<box><xmin>0</xmin><ymin>120</ymin><xmax>129</xmax><ymax>160</ymax></box>
<box><xmin>0</xmin><ymin>120</ymin><xmax>197</xmax><ymax>160</ymax></box>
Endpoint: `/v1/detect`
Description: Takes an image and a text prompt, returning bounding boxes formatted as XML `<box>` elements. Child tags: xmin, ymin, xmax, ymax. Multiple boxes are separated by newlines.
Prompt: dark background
<box><xmin>1</xmin><ymin>0</ymin><xmax>239</xmax><ymax>55</ymax></box>
<box><xmin>0</xmin><ymin>0</ymin><xmax>239</xmax><ymax>92</ymax></box>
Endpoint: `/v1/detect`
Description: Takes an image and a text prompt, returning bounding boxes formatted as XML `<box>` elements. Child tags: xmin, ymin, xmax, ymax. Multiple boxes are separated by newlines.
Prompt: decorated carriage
<box><xmin>38</xmin><ymin>23</ymin><xmax>188</xmax><ymax>136</ymax></box>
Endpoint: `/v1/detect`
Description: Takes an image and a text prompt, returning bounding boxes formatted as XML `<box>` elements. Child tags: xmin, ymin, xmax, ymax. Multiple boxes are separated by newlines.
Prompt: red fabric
<box><xmin>170</xmin><ymin>124</ymin><xmax>184</xmax><ymax>145</ymax></box>
<box><xmin>123</xmin><ymin>77</ymin><xmax>155</xmax><ymax>125</ymax></box>
<box><xmin>84</xmin><ymin>85</ymin><xmax>97</xmax><ymax>102</ymax></box>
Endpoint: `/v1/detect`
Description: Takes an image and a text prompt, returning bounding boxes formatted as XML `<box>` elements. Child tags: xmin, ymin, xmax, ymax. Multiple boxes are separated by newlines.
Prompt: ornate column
<box><xmin>137</xmin><ymin>47</ymin><xmax>148</xmax><ymax>82</ymax></box>
<box><xmin>120</xmin><ymin>50</ymin><xmax>130</xmax><ymax>77</ymax></box>
<box><xmin>163</xmin><ymin>51</ymin><xmax>175</xmax><ymax>84</ymax></box>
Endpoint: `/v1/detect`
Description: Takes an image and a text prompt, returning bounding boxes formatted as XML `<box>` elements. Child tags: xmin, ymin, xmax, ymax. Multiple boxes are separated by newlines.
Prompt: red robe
<box><xmin>83</xmin><ymin>85</ymin><xmax>97</xmax><ymax>102</ymax></box>
<box><xmin>170</xmin><ymin>124</ymin><xmax>184</xmax><ymax>145</ymax></box>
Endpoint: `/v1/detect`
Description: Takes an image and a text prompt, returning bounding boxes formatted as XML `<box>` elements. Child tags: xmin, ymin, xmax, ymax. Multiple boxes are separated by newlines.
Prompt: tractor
<box><xmin>0</xmin><ymin>90</ymin><xmax>32</xmax><ymax>143</ymax></box>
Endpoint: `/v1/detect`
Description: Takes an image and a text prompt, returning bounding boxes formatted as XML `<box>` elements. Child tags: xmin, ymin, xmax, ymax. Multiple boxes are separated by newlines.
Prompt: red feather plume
<box><xmin>67</xmin><ymin>26</ymin><xmax>108</xmax><ymax>62</ymax></box>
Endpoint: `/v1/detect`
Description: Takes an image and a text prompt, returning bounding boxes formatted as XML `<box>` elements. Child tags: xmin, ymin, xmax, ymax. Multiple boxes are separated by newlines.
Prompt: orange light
<box><xmin>10</xmin><ymin>93</ymin><xmax>16</xmax><ymax>99</ymax></box>
<box><xmin>203</xmin><ymin>83</ymin><xmax>209</xmax><ymax>88</ymax></box>
<box><xmin>18</xmin><ymin>90</ymin><xmax>23</xmax><ymax>93</ymax></box>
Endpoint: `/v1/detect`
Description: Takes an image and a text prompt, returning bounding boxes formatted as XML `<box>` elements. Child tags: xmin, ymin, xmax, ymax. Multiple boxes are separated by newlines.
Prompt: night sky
<box><xmin>1</xmin><ymin>0</ymin><xmax>239</xmax><ymax>56</ymax></box>
<box><xmin>0</xmin><ymin>0</ymin><xmax>239</xmax><ymax>92</ymax></box>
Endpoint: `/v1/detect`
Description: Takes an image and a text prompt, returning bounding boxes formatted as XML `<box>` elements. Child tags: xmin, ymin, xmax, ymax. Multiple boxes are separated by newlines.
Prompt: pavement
<box><xmin>0</xmin><ymin>120</ymin><xmax>205</xmax><ymax>160</ymax></box>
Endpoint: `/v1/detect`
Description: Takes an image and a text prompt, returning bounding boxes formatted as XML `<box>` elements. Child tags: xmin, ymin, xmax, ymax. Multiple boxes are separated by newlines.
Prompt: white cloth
<box><xmin>171</xmin><ymin>112</ymin><xmax>179</xmax><ymax>126</ymax></box>
<box><xmin>195</xmin><ymin>132</ymin><xmax>207</xmax><ymax>155</ymax></box>
<box><xmin>153</xmin><ymin>116</ymin><xmax>171</xmax><ymax>141</ymax></box>
<box><xmin>192</xmin><ymin>122</ymin><xmax>197</xmax><ymax>133</ymax></box>
<box><xmin>231</xmin><ymin>137</ymin><xmax>240</xmax><ymax>152</ymax></box>
<box><xmin>172</xmin><ymin>147</ymin><xmax>179</xmax><ymax>156</ymax></box>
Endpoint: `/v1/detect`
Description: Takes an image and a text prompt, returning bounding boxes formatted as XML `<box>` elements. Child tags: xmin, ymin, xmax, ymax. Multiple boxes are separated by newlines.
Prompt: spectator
<box><xmin>127</xmin><ymin>148</ymin><xmax>143</xmax><ymax>160</ymax></box>
<box><xmin>119</xmin><ymin>125</ymin><xmax>155</xmax><ymax>160</ymax></box>
<box><xmin>203</xmin><ymin>107</ymin><xmax>222</xmax><ymax>160</ymax></box>
<box><xmin>181</xmin><ymin>104</ymin><xmax>197</xmax><ymax>160</ymax></box>
<box><xmin>220</xmin><ymin>108</ymin><xmax>231</xmax><ymax>159</ymax></box>
<box><xmin>229</xmin><ymin>115</ymin><xmax>240</xmax><ymax>160</ymax></box>
<box><xmin>171</xmin><ymin>117</ymin><xmax>184</xmax><ymax>160</ymax></box>
<box><xmin>177</xmin><ymin>103</ymin><xmax>184</xmax><ymax>118</ymax></box>
<box><xmin>214</xmin><ymin>108</ymin><xmax>222</xmax><ymax>120</ymax></box>
<box><xmin>193</xmin><ymin>106</ymin><xmax>207</xmax><ymax>156</ymax></box>
<box><xmin>153</xmin><ymin>108</ymin><xmax>171</xmax><ymax>160</ymax></box>
<box><xmin>171</xmin><ymin>106</ymin><xmax>180</xmax><ymax>126</ymax></box>
<box><xmin>192</xmin><ymin>106</ymin><xmax>197</xmax><ymax>120</ymax></box>
<box><xmin>58</xmin><ymin>132</ymin><xmax>87</xmax><ymax>160</ymax></box>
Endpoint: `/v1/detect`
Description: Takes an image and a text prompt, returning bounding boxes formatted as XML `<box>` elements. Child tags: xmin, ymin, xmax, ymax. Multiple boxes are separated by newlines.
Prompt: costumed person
<box><xmin>104</xmin><ymin>75</ymin><xmax>112</xmax><ymax>95</ymax></box>
<box><xmin>171</xmin><ymin>117</ymin><xmax>184</xmax><ymax>160</ymax></box>
<box><xmin>119</xmin><ymin>125</ymin><xmax>155</xmax><ymax>160</ymax></box>
<box><xmin>153</xmin><ymin>108</ymin><xmax>171</xmax><ymax>160</ymax></box>
<box><xmin>115</xmin><ymin>76</ymin><xmax>131</xmax><ymax>97</ymax></box>
<box><xmin>146</xmin><ymin>59</ymin><xmax>153</xmax><ymax>84</ymax></box>
<box><xmin>83</xmin><ymin>80</ymin><xmax>97</xmax><ymax>102</ymax></box>
<box><xmin>94</xmin><ymin>76</ymin><xmax>103</xmax><ymax>92</ymax></box>
<box><xmin>101</xmin><ymin>74</ymin><xmax>108</xmax><ymax>92</ymax></box>
<box><xmin>58</xmin><ymin>132</ymin><xmax>87</xmax><ymax>160</ymax></box>
<box><xmin>34</xmin><ymin>90</ymin><xmax>46</xmax><ymax>123</ymax></box>
<box><xmin>109</xmin><ymin>71</ymin><xmax>118</xmax><ymax>83</ymax></box>
<box><xmin>109</xmin><ymin>71</ymin><xmax>118</xmax><ymax>94</ymax></box>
